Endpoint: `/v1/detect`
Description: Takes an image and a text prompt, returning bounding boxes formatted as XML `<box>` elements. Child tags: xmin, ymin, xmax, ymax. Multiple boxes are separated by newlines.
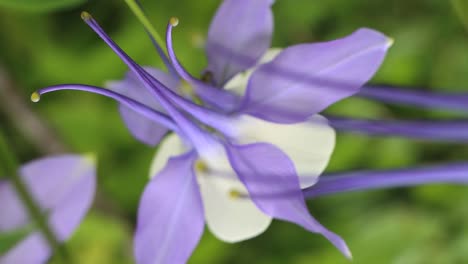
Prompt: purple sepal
<box><xmin>134</xmin><ymin>151</ymin><xmax>204</xmax><ymax>264</ymax></box>
<box><xmin>206</xmin><ymin>0</ymin><xmax>274</xmax><ymax>85</ymax></box>
<box><xmin>108</xmin><ymin>68</ymin><xmax>179</xmax><ymax>146</ymax></box>
<box><xmin>226</xmin><ymin>143</ymin><xmax>352</xmax><ymax>259</ymax></box>
<box><xmin>0</xmin><ymin>155</ymin><xmax>96</xmax><ymax>264</ymax></box>
<box><xmin>239</xmin><ymin>28</ymin><xmax>391</xmax><ymax>123</ymax></box>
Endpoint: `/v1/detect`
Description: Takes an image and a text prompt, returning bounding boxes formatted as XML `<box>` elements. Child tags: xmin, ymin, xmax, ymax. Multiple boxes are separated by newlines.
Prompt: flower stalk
<box><xmin>123</xmin><ymin>0</ymin><xmax>167</xmax><ymax>56</ymax></box>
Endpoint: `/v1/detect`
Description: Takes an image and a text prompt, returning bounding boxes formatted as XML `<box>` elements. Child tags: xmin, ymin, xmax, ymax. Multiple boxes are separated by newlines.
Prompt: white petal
<box><xmin>197</xmin><ymin>167</ymin><xmax>272</xmax><ymax>243</ymax></box>
<box><xmin>224</xmin><ymin>48</ymin><xmax>283</xmax><ymax>96</ymax></box>
<box><xmin>149</xmin><ymin>135</ymin><xmax>272</xmax><ymax>242</ymax></box>
<box><xmin>149</xmin><ymin>134</ymin><xmax>185</xmax><ymax>178</ymax></box>
<box><xmin>235</xmin><ymin>115</ymin><xmax>335</xmax><ymax>188</ymax></box>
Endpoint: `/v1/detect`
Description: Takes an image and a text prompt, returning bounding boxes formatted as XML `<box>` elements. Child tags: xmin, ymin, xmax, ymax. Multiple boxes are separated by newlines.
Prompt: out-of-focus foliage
<box><xmin>0</xmin><ymin>0</ymin><xmax>467</xmax><ymax>263</ymax></box>
<box><xmin>0</xmin><ymin>0</ymin><xmax>86</xmax><ymax>12</ymax></box>
<box><xmin>452</xmin><ymin>0</ymin><xmax>468</xmax><ymax>31</ymax></box>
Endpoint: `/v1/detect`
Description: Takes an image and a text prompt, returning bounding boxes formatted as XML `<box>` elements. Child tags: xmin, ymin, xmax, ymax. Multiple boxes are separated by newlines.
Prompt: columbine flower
<box><xmin>0</xmin><ymin>155</ymin><xmax>96</xmax><ymax>263</ymax></box>
<box><xmin>32</xmin><ymin>0</ymin><xmax>468</xmax><ymax>263</ymax></box>
<box><xmin>33</xmin><ymin>0</ymin><xmax>391</xmax><ymax>262</ymax></box>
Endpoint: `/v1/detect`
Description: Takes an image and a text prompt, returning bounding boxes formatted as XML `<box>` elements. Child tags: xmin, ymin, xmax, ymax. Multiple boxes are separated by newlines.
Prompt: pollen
<box><xmin>228</xmin><ymin>189</ymin><xmax>242</xmax><ymax>199</ymax></box>
<box><xmin>30</xmin><ymin>92</ymin><xmax>40</xmax><ymax>103</ymax></box>
<box><xmin>180</xmin><ymin>81</ymin><xmax>194</xmax><ymax>96</ymax></box>
<box><xmin>169</xmin><ymin>17</ymin><xmax>179</xmax><ymax>27</ymax></box>
<box><xmin>80</xmin><ymin>11</ymin><xmax>92</xmax><ymax>21</ymax></box>
<box><xmin>195</xmin><ymin>160</ymin><xmax>208</xmax><ymax>173</ymax></box>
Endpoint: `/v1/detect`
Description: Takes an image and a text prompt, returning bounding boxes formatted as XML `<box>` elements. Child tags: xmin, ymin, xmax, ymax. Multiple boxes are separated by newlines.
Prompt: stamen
<box><xmin>228</xmin><ymin>189</ymin><xmax>244</xmax><ymax>199</ymax></box>
<box><xmin>179</xmin><ymin>80</ymin><xmax>194</xmax><ymax>97</ymax></box>
<box><xmin>30</xmin><ymin>92</ymin><xmax>40</xmax><ymax>103</ymax></box>
<box><xmin>194</xmin><ymin>160</ymin><xmax>208</xmax><ymax>173</ymax></box>
<box><xmin>200</xmin><ymin>71</ymin><xmax>214</xmax><ymax>84</ymax></box>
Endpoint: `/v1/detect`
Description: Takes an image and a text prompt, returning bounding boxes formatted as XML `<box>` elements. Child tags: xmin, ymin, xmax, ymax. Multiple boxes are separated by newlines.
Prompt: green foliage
<box><xmin>49</xmin><ymin>213</ymin><xmax>134</xmax><ymax>264</ymax></box>
<box><xmin>452</xmin><ymin>0</ymin><xmax>468</xmax><ymax>31</ymax></box>
<box><xmin>0</xmin><ymin>0</ymin><xmax>87</xmax><ymax>12</ymax></box>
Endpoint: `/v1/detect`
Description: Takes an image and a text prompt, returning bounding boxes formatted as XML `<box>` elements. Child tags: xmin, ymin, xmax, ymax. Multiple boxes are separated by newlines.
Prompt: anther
<box><xmin>201</xmin><ymin>71</ymin><xmax>213</xmax><ymax>84</ymax></box>
<box><xmin>81</xmin><ymin>11</ymin><xmax>92</xmax><ymax>21</ymax></box>
<box><xmin>30</xmin><ymin>92</ymin><xmax>40</xmax><ymax>103</ymax></box>
<box><xmin>180</xmin><ymin>80</ymin><xmax>194</xmax><ymax>96</ymax></box>
<box><xmin>195</xmin><ymin>160</ymin><xmax>208</xmax><ymax>173</ymax></box>
<box><xmin>169</xmin><ymin>17</ymin><xmax>179</xmax><ymax>27</ymax></box>
<box><xmin>228</xmin><ymin>189</ymin><xmax>243</xmax><ymax>199</ymax></box>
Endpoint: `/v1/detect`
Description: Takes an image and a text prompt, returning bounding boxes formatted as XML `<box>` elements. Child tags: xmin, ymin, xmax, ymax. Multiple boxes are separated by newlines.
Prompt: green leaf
<box><xmin>452</xmin><ymin>0</ymin><xmax>468</xmax><ymax>31</ymax></box>
<box><xmin>0</xmin><ymin>0</ymin><xmax>86</xmax><ymax>12</ymax></box>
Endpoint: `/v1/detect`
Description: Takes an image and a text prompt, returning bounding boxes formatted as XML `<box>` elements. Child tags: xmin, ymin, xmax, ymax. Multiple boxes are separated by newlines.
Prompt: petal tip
<box><xmin>386</xmin><ymin>37</ymin><xmax>395</xmax><ymax>48</ymax></box>
<box><xmin>345</xmin><ymin>248</ymin><xmax>353</xmax><ymax>260</ymax></box>
<box><xmin>83</xmin><ymin>152</ymin><xmax>97</xmax><ymax>165</ymax></box>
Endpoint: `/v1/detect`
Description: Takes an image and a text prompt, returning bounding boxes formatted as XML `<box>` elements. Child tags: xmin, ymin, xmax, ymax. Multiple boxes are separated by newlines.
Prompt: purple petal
<box><xmin>0</xmin><ymin>155</ymin><xmax>96</xmax><ymax>232</ymax></box>
<box><xmin>0</xmin><ymin>155</ymin><xmax>96</xmax><ymax>263</ymax></box>
<box><xmin>134</xmin><ymin>151</ymin><xmax>204</xmax><ymax>264</ymax></box>
<box><xmin>225</xmin><ymin>143</ymin><xmax>352</xmax><ymax>258</ymax></box>
<box><xmin>206</xmin><ymin>0</ymin><xmax>274</xmax><ymax>85</ymax></box>
<box><xmin>304</xmin><ymin>163</ymin><xmax>468</xmax><ymax>199</ymax></box>
<box><xmin>107</xmin><ymin>68</ymin><xmax>180</xmax><ymax>146</ymax></box>
<box><xmin>327</xmin><ymin>116</ymin><xmax>468</xmax><ymax>142</ymax></box>
<box><xmin>239</xmin><ymin>28</ymin><xmax>392</xmax><ymax>123</ymax></box>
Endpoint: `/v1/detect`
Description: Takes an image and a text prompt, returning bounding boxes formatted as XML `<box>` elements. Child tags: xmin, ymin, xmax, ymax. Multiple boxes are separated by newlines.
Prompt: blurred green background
<box><xmin>1</xmin><ymin>0</ymin><xmax>468</xmax><ymax>263</ymax></box>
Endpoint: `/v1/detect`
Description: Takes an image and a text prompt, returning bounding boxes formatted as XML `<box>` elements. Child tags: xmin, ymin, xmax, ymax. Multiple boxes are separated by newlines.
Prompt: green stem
<box><xmin>0</xmin><ymin>130</ymin><xmax>68</xmax><ymax>262</ymax></box>
<box><xmin>124</xmin><ymin>0</ymin><xmax>167</xmax><ymax>55</ymax></box>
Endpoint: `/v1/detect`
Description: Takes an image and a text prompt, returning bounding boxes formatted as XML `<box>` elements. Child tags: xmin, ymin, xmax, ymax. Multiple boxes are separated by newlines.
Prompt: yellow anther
<box><xmin>80</xmin><ymin>11</ymin><xmax>92</xmax><ymax>21</ymax></box>
<box><xmin>170</xmin><ymin>17</ymin><xmax>179</xmax><ymax>27</ymax></box>
<box><xmin>30</xmin><ymin>92</ymin><xmax>40</xmax><ymax>103</ymax></box>
<box><xmin>195</xmin><ymin>160</ymin><xmax>208</xmax><ymax>173</ymax></box>
<box><xmin>180</xmin><ymin>81</ymin><xmax>194</xmax><ymax>96</ymax></box>
<box><xmin>228</xmin><ymin>189</ymin><xmax>243</xmax><ymax>199</ymax></box>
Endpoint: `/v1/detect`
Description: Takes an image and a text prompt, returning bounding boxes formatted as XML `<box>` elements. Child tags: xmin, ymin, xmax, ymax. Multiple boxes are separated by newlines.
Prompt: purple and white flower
<box><xmin>32</xmin><ymin>0</ymin><xmax>468</xmax><ymax>263</ymax></box>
